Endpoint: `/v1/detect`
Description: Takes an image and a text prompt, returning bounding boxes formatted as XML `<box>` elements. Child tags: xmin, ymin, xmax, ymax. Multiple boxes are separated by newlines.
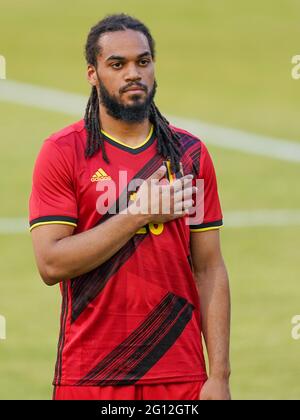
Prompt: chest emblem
<box><xmin>91</xmin><ymin>168</ymin><xmax>112</xmax><ymax>182</ymax></box>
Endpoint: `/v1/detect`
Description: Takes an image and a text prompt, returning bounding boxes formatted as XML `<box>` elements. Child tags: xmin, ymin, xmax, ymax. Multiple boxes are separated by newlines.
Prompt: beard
<box><xmin>98</xmin><ymin>79</ymin><xmax>157</xmax><ymax>123</ymax></box>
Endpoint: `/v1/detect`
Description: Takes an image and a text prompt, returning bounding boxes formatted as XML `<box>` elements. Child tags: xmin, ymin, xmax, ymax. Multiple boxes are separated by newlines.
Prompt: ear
<box><xmin>86</xmin><ymin>64</ymin><xmax>98</xmax><ymax>87</ymax></box>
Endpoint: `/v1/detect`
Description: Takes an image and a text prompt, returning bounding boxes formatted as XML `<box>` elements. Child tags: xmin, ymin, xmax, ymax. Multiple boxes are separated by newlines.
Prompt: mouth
<box><xmin>123</xmin><ymin>86</ymin><xmax>146</xmax><ymax>94</ymax></box>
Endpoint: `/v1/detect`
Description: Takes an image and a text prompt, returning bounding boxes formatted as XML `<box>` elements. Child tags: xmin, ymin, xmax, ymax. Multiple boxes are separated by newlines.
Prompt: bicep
<box><xmin>31</xmin><ymin>224</ymin><xmax>75</xmax><ymax>282</ymax></box>
<box><xmin>190</xmin><ymin>229</ymin><xmax>223</xmax><ymax>273</ymax></box>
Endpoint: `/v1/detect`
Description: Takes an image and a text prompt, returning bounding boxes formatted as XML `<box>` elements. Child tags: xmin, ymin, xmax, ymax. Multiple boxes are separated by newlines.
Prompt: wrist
<box><xmin>120</xmin><ymin>205</ymin><xmax>151</xmax><ymax>228</ymax></box>
<box><xmin>209</xmin><ymin>367</ymin><xmax>231</xmax><ymax>381</ymax></box>
<box><xmin>135</xmin><ymin>212</ymin><xmax>151</xmax><ymax>227</ymax></box>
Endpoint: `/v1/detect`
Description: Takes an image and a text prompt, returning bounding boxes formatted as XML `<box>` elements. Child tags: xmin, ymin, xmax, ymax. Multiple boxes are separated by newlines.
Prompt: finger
<box><xmin>173</xmin><ymin>175</ymin><xmax>194</xmax><ymax>192</ymax></box>
<box><xmin>174</xmin><ymin>199</ymin><xmax>194</xmax><ymax>213</ymax></box>
<box><xmin>174</xmin><ymin>186</ymin><xmax>197</xmax><ymax>200</ymax></box>
<box><xmin>173</xmin><ymin>174</ymin><xmax>194</xmax><ymax>186</ymax></box>
<box><xmin>158</xmin><ymin>177</ymin><xmax>170</xmax><ymax>186</ymax></box>
<box><xmin>173</xmin><ymin>188</ymin><xmax>197</xmax><ymax>208</ymax></box>
<box><xmin>147</xmin><ymin>165</ymin><xmax>167</xmax><ymax>183</ymax></box>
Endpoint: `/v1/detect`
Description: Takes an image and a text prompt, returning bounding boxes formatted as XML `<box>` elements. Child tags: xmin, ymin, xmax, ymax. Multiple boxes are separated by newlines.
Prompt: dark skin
<box><xmin>191</xmin><ymin>230</ymin><xmax>231</xmax><ymax>400</ymax></box>
<box><xmin>87</xmin><ymin>29</ymin><xmax>154</xmax><ymax>146</ymax></box>
<box><xmin>31</xmin><ymin>29</ymin><xmax>231</xmax><ymax>400</ymax></box>
<box><xmin>31</xmin><ymin>30</ymin><xmax>195</xmax><ymax>281</ymax></box>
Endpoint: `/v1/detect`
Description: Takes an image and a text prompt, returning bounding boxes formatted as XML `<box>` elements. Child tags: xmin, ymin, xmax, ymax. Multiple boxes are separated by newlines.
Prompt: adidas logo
<box><xmin>91</xmin><ymin>168</ymin><xmax>112</xmax><ymax>182</ymax></box>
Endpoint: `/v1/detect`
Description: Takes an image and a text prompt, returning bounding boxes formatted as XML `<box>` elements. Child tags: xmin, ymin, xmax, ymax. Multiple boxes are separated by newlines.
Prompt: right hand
<box><xmin>128</xmin><ymin>165</ymin><xmax>197</xmax><ymax>224</ymax></box>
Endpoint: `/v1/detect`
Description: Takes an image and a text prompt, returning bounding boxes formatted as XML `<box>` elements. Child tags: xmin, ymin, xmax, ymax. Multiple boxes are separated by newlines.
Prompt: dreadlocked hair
<box><xmin>84</xmin><ymin>13</ymin><xmax>182</xmax><ymax>173</ymax></box>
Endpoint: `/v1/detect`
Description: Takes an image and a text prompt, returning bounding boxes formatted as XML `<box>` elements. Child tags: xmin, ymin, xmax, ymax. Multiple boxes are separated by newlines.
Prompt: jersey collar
<box><xmin>101</xmin><ymin>125</ymin><xmax>156</xmax><ymax>154</ymax></box>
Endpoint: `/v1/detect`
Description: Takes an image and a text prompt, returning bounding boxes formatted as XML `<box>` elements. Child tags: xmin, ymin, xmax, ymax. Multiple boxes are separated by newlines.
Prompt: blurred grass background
<box><xmin>0</xmin><ymin>0</ymin><xmax>299</xmax><ymax>399</ymax></box>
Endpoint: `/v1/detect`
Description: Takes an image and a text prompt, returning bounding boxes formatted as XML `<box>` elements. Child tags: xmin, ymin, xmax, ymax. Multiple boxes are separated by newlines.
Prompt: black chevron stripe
<box><xmin>120</xmin><ymin>302</ymin><xmax>194</xmax><ymax>385</ymax></box>
<box><xmin>77</xmin><ymin>293</ymin><xmax>174</xmax><ymax>384</ymax></box>
<box><xmin>71</xmin><ymin>154</ymin><xmax>164</xmax><ymax>322</ymax></box>
<box><xmin>76</xmin><ymin>293</ymin><xmax>194</xmax><ymax>386</ymax></box>
<box><xmin>53</xmin><ymin>281</ymin><xmax>69</xmax><ymax>385</ymax></box>
<box><xmin>70</xmin><ymin>137</ymin><xmax>201</xmax><ymax>323</ymax></box>
<box><xmin>71</xmin><ymin>234</ymin><xmax>147</xmax><ymax>322</ymax></box>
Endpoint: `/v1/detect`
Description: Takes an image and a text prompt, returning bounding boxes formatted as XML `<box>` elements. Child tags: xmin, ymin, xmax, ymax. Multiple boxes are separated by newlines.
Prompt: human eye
<box><xmin>139</xmin><ymin>59</ymin><xmax>150</xmax><ymax>66</ymax></box>
<box><xmin>111</xmin><ymin>62</ymin><xmax>123</xmax><ymax>69</ymax></box>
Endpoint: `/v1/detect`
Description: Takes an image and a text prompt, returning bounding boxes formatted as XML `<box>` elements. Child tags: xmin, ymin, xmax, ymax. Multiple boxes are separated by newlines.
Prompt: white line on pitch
<box><xmin>0</xmin><ymin>80</ymin><xmax>300</xmax><ymax>163</ymax></box>
<box><xmin>1</xmin><ymin>210</ymin><xmax>300</xmax><ymax>234</ymax></box>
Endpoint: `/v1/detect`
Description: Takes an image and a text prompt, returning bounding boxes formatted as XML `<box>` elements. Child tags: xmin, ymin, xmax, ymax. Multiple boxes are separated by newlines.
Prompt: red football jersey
<box><xmin>29</xmin><ymin>120</ymin><xmax>223</xmax><ymax>386</ymax></box>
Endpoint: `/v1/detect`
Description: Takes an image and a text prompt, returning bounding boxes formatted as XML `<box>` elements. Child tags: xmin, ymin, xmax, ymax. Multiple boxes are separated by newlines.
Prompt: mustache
<box><xmin>119</xmin><ymin>82</ymin><xmax>148</xmax><ymax>94</ymax></box>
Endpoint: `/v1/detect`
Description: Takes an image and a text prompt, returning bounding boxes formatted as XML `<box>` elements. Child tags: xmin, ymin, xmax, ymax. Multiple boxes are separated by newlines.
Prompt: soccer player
<box><xmin>29</xmin><ymin>14</ymin><xmax>231</xmax><ymax>400</ymax></box>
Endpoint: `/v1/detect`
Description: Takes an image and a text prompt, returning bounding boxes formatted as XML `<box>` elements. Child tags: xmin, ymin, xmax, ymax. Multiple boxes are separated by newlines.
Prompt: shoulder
<box><xmin>46</xmin><ymin>119</ymin><xmax>85</xmax><ymax>149</ymax></box>
<box><xmin>35</xmin><ymin>120</ymin><xmax>85</xmax><ymax>173</ymax></box>
<box><xmin>170</xmin><ymin>124</ymin><xmax>201</xmax><ymax>141</ymax></box>
<box><xmin>170</xmin><ymin>124</ymin><xmax>209</xmax><ymax>155</ymax></box>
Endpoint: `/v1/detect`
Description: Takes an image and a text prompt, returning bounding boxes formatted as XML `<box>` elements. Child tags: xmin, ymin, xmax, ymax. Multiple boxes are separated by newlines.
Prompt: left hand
<box><xmin>199</xmin><ymin>377</ymin><xmax>231</xmax><ymax>400</ymax></box>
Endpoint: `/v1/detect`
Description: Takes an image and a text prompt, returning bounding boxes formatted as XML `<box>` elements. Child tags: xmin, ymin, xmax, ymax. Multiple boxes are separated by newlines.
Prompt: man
<box><xmin>29</xmin><ymin>14</ymin><xmax>231</xmax><ymax>400</ymax></box>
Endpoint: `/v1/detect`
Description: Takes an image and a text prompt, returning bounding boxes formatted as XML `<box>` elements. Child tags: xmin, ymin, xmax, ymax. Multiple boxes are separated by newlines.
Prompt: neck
<box><xmin>99</xmin><ymin>104</ymin><xmax>152</xmax><ymax>147</ymax></box>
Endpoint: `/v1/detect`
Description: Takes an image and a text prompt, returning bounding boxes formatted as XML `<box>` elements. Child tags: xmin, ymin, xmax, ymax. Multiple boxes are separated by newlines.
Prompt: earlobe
<box><xmin>86</xmin><ymin>77</ymin><xmax>93</xmax><ymax>87</ymax></box>
<box><xmin>86</xmin><ymin>73</ymin><xmax>97</xmax><ymax>87</ymax></box>
<box><xmin>86</xmin><ymin>65</ymin><xmax>98</xmax><ymax>86</ymax></box>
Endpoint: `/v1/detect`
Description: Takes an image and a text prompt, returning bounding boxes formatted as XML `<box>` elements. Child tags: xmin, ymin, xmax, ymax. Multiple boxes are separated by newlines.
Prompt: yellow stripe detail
<box><xmin>190</xmin><ymin>224</ymin><xmax>224</xmax><ymax>233</ymax></box>
<box><xmin>149</xmin><ymin>223</ymin><xmax>164</xmax><ymax>236</ymax></box>
<box><xmin>29</xmin><ymin>221</ymin><xmax>77</xmax><ymax>232</ymax></box>
<box><xmin>99</xmin><ymin>168</ymin><xmax>107</xmax><ymax>176</ymax></box>
<box><xmin>165</xmin><ymin>160</ymin><xmax>174</xmax><ymax>184</ymax></box>
<box><xmin>136</xmin><ymin>226</ymin><xmax>147</xmax><ymax>234</ymax></box>
<box><xmin>101</xmin><ymin>125</ymin><xmax>154</xmax><ymax>150</ymax></box>
<box><xmin>129</xmin><ymin>192</ymin><xmax>137</xmax><ymax>201</ymax></box>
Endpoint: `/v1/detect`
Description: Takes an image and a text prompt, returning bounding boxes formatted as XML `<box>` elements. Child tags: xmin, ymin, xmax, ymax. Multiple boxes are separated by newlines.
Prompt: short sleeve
<box><xmin>189</xmin><ymin>142</ymin><xmax>223</xmax><ymax>232</ymax></box>
<box><xmin>29</xmin><ymin>139</ymin><xmax>78</xmax><ymax>232</ymax></box>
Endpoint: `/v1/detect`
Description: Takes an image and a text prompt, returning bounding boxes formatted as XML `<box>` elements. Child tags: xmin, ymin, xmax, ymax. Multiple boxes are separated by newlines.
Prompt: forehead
<box><xmin>98</xmin><ymin>29</ymin><xmax>151</xmax><ymax>60</ymax></box>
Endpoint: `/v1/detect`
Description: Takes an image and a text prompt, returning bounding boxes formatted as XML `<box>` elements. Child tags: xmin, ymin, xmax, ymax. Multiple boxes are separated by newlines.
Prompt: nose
<box><xmin>124</xmin><ymin>63</ymin><xmax>142</xmax><ymax>82</ymax></box>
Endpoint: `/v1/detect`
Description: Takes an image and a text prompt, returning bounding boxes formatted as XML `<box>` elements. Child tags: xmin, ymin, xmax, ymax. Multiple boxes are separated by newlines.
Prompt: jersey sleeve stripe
<box><xmin>29</xmin><ymin>215</ymin><xmax>78</xmax><ymax>232</ymax></box>
<box><xmin>189</xmin><ymin>219</ymin><xmax>223</xmax><ymax>232</ymax></box>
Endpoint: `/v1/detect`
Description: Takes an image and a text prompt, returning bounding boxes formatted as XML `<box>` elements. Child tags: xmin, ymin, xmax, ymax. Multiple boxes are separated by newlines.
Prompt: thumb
<box><xmin>147</xmin><ymin>165</ymin><xmax>167</xmax><ymax>183</ymax></box>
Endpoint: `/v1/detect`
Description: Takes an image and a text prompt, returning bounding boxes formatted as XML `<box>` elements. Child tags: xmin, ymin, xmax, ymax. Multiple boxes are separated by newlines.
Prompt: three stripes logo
<box><xmin>91</xmin><ymin>168</ymin><xmax>112</xmax><ymax>182</ymax></box>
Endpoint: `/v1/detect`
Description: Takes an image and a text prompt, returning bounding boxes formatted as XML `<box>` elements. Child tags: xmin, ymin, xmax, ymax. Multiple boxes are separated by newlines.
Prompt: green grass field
<box><xmin>0</xmin><ymin>0</ymin><xmax>300</xmax><ymax>400</ymax></box>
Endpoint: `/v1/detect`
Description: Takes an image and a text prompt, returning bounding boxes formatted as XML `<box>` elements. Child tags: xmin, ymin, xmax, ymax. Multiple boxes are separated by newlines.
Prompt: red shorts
<box><xmin>53</xmin><ymin>381</ymin><xmax>205</xmax><ymax>400</ymax></box>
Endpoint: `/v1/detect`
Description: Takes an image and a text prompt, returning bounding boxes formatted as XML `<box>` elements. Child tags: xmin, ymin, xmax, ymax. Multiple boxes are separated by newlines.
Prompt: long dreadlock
<box><xmin>84</xmin><ymin>13</ymin><xmax>182</xmax><ymax>173</ymax></box>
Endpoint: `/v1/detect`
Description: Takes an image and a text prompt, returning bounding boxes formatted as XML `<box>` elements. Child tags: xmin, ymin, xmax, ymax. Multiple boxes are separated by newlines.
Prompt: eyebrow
<box><xmin>106</xmin><ymin>51</ymin><xmax>152</xmax><ymax>62</ymax></box>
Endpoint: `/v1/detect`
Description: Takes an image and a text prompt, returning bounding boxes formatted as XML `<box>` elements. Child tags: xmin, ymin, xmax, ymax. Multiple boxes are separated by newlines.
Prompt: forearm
<box><xmin>35</xmin><ymin>168</ymin><xmax>195</xmax><ymax>286</ymax></box>
<box><xmin>45</xmin><ymin>211</ymin><xmax>148</xmax><ymax>284</ymax></box>
<box><xmin>194</xmin><ymin>261</ymin><xmax>231</xmax><ymax>379</ymax></box>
